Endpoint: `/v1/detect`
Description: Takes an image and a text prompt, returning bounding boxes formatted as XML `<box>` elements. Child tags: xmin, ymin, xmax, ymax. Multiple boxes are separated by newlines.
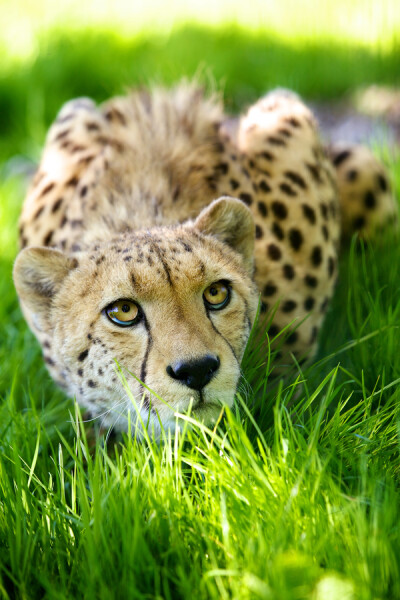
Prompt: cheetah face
<box><xmin>14</xmin><ymin>198</ymin><xmax>258</xmax><ymax>436</ymax></box>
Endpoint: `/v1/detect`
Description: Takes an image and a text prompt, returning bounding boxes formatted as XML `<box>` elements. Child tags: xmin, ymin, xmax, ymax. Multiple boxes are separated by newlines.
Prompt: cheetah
<box><xmin>13</xmin><ymin>84</ymin><xmax>397</xmax><ymax>435</ymax></box>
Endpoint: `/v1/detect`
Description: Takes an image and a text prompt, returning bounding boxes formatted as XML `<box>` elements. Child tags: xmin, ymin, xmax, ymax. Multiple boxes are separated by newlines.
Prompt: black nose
<box><xmin>166</xmin><ymin>355</ymin><xmax>220</xmax><ymax>391</ymax></box>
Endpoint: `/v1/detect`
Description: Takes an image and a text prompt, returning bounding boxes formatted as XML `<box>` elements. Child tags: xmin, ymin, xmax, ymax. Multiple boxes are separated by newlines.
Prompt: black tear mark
<box><xmin>138</xmin><ymin>314</ymin><xmax>152</xmax><ymax>410</ymax></box>
<box><xmin>206</xmin><ymin>308</ymin><xmax>239</xmax><ymax>366</ymax></box>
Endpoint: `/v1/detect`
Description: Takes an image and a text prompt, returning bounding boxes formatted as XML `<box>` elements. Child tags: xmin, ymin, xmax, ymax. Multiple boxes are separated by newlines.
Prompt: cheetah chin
<box><xmin>13</xmin><ymin>83</ymin><xmax>397</xmax><ymax>436</ymax></box>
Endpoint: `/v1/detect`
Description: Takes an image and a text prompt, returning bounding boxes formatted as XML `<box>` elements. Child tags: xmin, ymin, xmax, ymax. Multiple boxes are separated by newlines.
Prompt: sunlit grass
<box><xmin>1</xmin><ymin>0</ymin><xmax>399</xmax><ymax>66</ymax></box>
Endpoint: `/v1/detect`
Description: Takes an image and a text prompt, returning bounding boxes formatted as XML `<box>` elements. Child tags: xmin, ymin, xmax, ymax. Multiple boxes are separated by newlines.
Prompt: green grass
<box><xmin>1</xmin><ymin>3</ymin><xmax>400</xmax><ymax>598</ymax></box>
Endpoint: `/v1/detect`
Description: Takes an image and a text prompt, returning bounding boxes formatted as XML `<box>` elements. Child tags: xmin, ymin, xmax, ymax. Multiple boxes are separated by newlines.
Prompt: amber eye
<box><xmin>104</xmin><ymin>299</ymin><xmax>141</xmax><ymax>327</ymax></box>
<box><xmin>203</xmin><ymin>281</ymin><xmax>231</xmax><ymax>311</ymax></box>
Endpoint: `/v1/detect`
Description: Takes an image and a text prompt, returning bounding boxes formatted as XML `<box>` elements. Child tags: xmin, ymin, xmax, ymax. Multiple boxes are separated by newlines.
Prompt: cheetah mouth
<box><xmin>188</xmin><ymin>390</ymin><xmax>227</xmax><ymax>416</ymax></box>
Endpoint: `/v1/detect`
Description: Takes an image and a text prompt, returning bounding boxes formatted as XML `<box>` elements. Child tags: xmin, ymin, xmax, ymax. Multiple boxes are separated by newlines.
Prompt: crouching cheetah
<box><xmin>13</xmin><ymin>83</ymin><xmax>397</xmax><ymax>435</ymax></box>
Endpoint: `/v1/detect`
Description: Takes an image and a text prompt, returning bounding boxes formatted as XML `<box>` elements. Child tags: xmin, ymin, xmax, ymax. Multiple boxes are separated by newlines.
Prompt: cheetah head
<box><xmin>14</xmin><ymin>197</ymin><xmax>258</xmax><ymax>436</ymax></box>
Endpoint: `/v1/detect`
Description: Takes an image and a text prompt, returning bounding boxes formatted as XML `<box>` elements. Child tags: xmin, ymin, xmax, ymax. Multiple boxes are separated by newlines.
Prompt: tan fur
<box><xmin>14</xmin><ymin>83</ymin><xmax>397</xmax><ymax>434</ymax></box>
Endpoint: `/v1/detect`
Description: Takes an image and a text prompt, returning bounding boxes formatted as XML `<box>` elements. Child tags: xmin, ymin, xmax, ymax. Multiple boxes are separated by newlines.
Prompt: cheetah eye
<box><xmin>104</xmin><ymin>299</ymin><xmax>141</xmax><ymax>327</ymax></box>
<box><xmin>203</xmin><ymin>280</ymin><xmax>231</xmax><ymax>311</ymax></box>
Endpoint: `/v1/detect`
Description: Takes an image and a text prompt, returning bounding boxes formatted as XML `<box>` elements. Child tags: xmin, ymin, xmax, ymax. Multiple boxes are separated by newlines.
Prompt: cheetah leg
<box><xmin>327</xmin><ymin>143</ymin><xmax>398</xmax><ymax>238</ymax></box>
<box><xmin>236</xmin><ymin>91</ymin><xmax>341</xmax><ymax>370</ymax></box>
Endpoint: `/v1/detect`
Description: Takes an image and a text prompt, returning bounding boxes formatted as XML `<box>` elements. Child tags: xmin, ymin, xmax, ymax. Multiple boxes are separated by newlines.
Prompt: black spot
<box><xmin>260</xmin><ymin>302</ymin><xmax>268</xmax><ymax>313</ymax></box>
<box><xmin>288</xmin><ymin>229</ymin><xmax>303</xmax><ymax>251</ymax></box>
<box><xmin>302</xmin><ymin>204</ymin><xmax>316</xmax><ymax>224</ymax></box>
<box><xmin>286</xmin><ymin>331</ymin><xmax>298</xmax><ymax>344</ymax></box>
<box><xmin>179</xmin><ymin>240</ymin><xmax>192</xmax><ymax>252</ymax></box>
<box><xmin>88</xmin><ymin>380</ymin><xmax>97</xmax><ymax>388</ymax></box>
<box><xmin>280</xmin><ymin>183</ymin><xmax>297</xmax><ymax>197</ymax></box>
<box><xmin>230</xmin><ymin>179</ymin><xmax>240</xmax><ymax>190</ymax></box>
<box><xmin>34</xmin><ymin>206</ymin><xmax>45</xmax><ymax>220</ymax></box>
<box><xmin>78</xmin><ymin>349</ymin><xmax>89</xmax><ymax>361</ymax></box>
<box><xmin>285</xmin><ymin>117</ymin><xmax>301</xmax><ymax>128</ymax></box>
<box><xmin>267</xmin><ymin>136</ymin><xmax>286</xmax><ymax>146</ymax></box>
<box><xmin>259</xmin><ymin>180</ymin><xmax>271</xmax><ymax>193</ymax></box>
<box><xmin>353</xmin><ymin>215</ymin><xmax>366</xmax><ymax>230</ymax></box>
<box><xmin>50</xmin><ymin>198</ymin><xmax>63</xmax><ymax>214</ymax></box>
<box><xmin>80</xmin><ymin>185</ymin><xmax>88</xmax><ymax>198</ymax></box>
<box><xmin>332</xmin><ymin>150</ymin><xmax>351</xmax><ymax>166</ymax></box>
<box><xmin>104</xmin><ymin>108</ymin><xmax>127</xmax><ymax>126</ymax></box>
<box><xmin>306</xmin><ymin>163</ymin><xmax>322</xmax><ymax>183</ymax></box>
<box><xmin>364</xmin><ymin>191</ymin><xmax>376</xmax><ymax>209</ymax></box>
<box><xmin>320</xmin><ymin>204</ymin><xmax>329</xmax><ymax>220</ymax></box>
<box><xmin>66</xmin><ymin>176</ymin><xmax>79</xmax><ymax>187</ymax></box>
<box><xmin>71</xmin><ymin>145</ymin><xmax>86</xmax><ymax>153</ymax></box>
<box><xmin>241</xmin><ymin>167</ymin><xmax>250</xmax><ymax>179</ymax></box>
<box><xmin>215</xmin><ymin>162</ymin><xmax>229</xmax><ymax>175</ymax></box>
<box><xmin>98</xmin><ymin>368</ymin><xmax>103</xmax><ymax>376</ymax></box>
<box><xmin>259</xmin><ymin>151</ymin><xmax>275</xmax><ymax>161</ymax></box>
<box><xmin>263</xmin><ymin>282</ymin><xmax>277</xmax><ymax>296</ymax></box>
<box><xmin>272</xmin><ymin>222</ymin><xmax>285</xmax><ymax>240</ymax></box>
<box><xmin>257</xmin><ymin>201</ymin><xmax>268</xmax><ymax>217</ymax></box>
<box><xmin>283</xmin><ymin>264</ymin><xmax>295</xmax><ymax>280</ymax></box>
<box><xmin>282</xmin><ymin>300</ymin><xmax>297</xmax><ymax>313</ymax></box>
<box><xmin>268</xmin><ymin>243</ymin><xmax>282</xmax><ymax>260</ymax></box>
<box><xmin>43</xmin><ymin>231</ymin><xmax>54</xmax><ymax>246</ymax></box>
<box><xmin>78</xmin><ymin>154</ymin><xmax>95</xmax><ymax>165</ymax></box>
<box><xmin>328</xmin><ymin>256</ymin><xmax>335</xmax><ymax>278</ymax></box>
<box><xmin>377</xmin><ymin>174</ymin><xmax>388</xmax><ymax>192</ymax></box>
<box><xmin>77</xmin><ymin>368</ymin><xmax>83</xmax><ymax>376</ymax></box>
<box><xmin>311</xmin><ymin>246</ymin><xmax>323</xmax><ymax>267</ymax></box>
<box><xmin>205</xmin><ymin>175</ymin><xmax>217</xmax><ymax>191</ymax></box>
<box><xmin>347</xmin><ymin>169</ymin><xmax>358</xmax><ymax>182</ymax></box>
<box><xmin>285</xmin><ymin>171</ymin><xmax>307</xmax><ymax>189</ymax></box>
<box><xmin>60</xmin><ymin>216</ymin><xmax>68</xmax><ymax>228</ymax></box>
<box><xmin>255</xmin><ymin>224</ymin><xmax>263</xmax><ymax>239</ymax></box>
<box><xmin>40</xmin><ymin>182</ymin><xmax>55</xmax><ymax>197</ymax></box>
<box><xmin>272</xmin><ymin>201</ymin><xmax>288</xmax><ymax>220</ymax></box>
<box><xmin>268</xmin><ymin>325</ymin><xmax>280</xmax><ymax>337</ymax></box>
<box><xmin>173</xmin><ymin>185</ymin><xmax>180</xmax><ymax>201</ymax></box>
<box><xmin>55</xmin><ymin>129</ymin><xmax>70</xmax><ymax>141</ymax></box>
<box><xmin>124</xmin><ymin>256</ymin><xmax>132</xmax><ymax>262</ymax></box>
<box><xmin>322</xmin><ymin>225</ymin><xmax>329</xmax><ymax>241</ymax></box>
<box><xmin>86</xmin><ymin>121</ymin><xmax>100</xmax><ymax>131</ymax></box>
<box><xmin>239</xmin><ymin>192</ymin><xmax>253</xmax><ymax>206</ymax></box>
<box><xmin>278</xmin><ymin>128</ymin><xmax>292</xmax><ymax>138</ymax></box>
<box><xmin>44</xmin><ymin>356</ymin><xmax>55</xmax><ymax>366</ymax></box>
<box><xmin>305</xmin><ymin>274</ymin><xmax>318</xmax><ymax>288</ymax></box>
<box><xmin>310</xmin><ymin>326</ymin><xmax>318</xmax><ymax>344</ymax></box>
<box><xmin>304</xmin><ymin>297</ymin><xmax>315</xmax><ymax>310</ymax></box>
<box><xmin>321</xmin><ymin>297</ymin><xmax>330</xmax><ymax>312</ymax></box>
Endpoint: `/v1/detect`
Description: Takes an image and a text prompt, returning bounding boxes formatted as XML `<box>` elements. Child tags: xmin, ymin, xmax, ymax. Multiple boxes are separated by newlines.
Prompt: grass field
<box><xmin>1</xmin><ymin>2</ymin><xmax>400</xmax><ymax>598</ymax></box>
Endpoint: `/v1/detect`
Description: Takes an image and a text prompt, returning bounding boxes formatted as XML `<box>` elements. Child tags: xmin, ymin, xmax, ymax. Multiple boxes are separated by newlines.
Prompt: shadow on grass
<box><xmin>1</xmin><ymin>24</ymin><xmax>400</xmax><ymax>159</ymax></box>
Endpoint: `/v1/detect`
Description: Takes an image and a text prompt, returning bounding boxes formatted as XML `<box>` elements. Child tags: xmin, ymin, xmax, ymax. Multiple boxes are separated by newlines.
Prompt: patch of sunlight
<box><xmin>0</xmin><ymin>0</ymin><xmax>398</xmax><ymax>65</ymax></box>
<box><xmin>313</xmin><ymin>574</ymin><xmax>355</xmax><ymax>600</ymax></box>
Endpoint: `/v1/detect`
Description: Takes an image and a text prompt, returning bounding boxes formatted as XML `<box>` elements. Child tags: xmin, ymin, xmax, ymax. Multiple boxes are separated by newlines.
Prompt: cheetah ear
<box><xmin>13</xmin><ymin>247</ymin><xmax>78</xmax><ymax>331</ymax></box>
<box><xmin>193</xmin><ymin>196</ymin><xmax>255</xmax><ymax>274</ymax></box>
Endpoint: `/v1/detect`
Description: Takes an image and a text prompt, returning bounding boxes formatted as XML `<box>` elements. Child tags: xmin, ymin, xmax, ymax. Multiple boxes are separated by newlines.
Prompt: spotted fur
<box><xmin>14</xmin><ymin>84</ymin><xmax>398</xmax><ymax>435</ymax></box>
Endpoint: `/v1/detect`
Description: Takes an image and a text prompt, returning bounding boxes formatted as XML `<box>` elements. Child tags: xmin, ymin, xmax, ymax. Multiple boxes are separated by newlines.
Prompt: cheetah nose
<box><xmin>166</xmin><ymin>355</ymin><xmax>220</xmax><ymax>391</ymax></box>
